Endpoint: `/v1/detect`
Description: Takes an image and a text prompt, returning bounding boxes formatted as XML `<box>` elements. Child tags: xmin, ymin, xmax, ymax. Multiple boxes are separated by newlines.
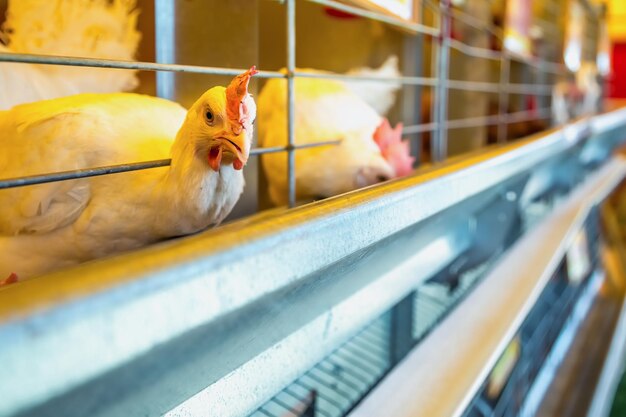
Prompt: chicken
<box><xmin>552</xmin><ymin>78</ymin><xmax>582</xmax><ymax>126</ymax></box>
<box><xmin>344</xmin><ymin>55</ymin><xmax>401</xmax><ymax>116</ymax></box>
<box><xmin>552</xmin><ymin>62</ymin><xmax>602</xmax><ymax>126</ymax></box>
<box><xmin>0</xmin><ymin>67</ymin><xmax>257</xmax><ymax>281</ymax></box>
<box><xmin>0</xmin><ymin>0</ymin><xmax>141</xmax><ymax>110</ymax></box>
<box><xmin>576</xmin><ymin>61</ymin><xmax>601</xmax><ymax>116</ymax></box>
<box><xmin>257</xmin><ymin>70</ymin><xmax>414</xmax><ymax>206</ymax></box>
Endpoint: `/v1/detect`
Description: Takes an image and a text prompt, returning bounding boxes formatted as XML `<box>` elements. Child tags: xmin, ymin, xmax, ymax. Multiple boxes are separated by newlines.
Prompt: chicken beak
<box><xmin>208</xmin><ymin>134</ymin><xmax>249</xmax><ymax>172</ymax></box>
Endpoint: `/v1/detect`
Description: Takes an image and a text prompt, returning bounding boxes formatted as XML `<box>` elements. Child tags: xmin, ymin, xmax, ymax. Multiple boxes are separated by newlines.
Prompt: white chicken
<box><xmin>551</xmin><ymin>79</ymin><xmax>579</xmax><ymax>126</ymax></box>
<box><xmin>344</xmin><ymin>55</ymin><xmax>402</xmax><ymax>116</ymax></box>
<box><xmin>552</xmin><ymin>62</ymin><xmax>602</xmax><ymax>126</ymax></box>
<box><xmin>0</xmin><ymin>0</ymin><xmax>141</xmax><ymax>110</ymax></box>
<box><xmin>0</xmin><ymin>67</ymin><xmax>257</xmax><ymax>281</ymax></box>
<box><xmin>257</xmin><ymin>68</ymin><xmax>414</xmax><ymax>206</ymax></box>
<box><xmin>576</xmin><ymin>61</ymin><xmax>602</xmax><ymax>116</ymax></box>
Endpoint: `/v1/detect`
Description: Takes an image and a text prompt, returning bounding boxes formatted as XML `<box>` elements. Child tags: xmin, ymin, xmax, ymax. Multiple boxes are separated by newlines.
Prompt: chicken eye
<box><xmin>205</xmin><ymin>111</ymin><xmax>214</xmax><ymax>123</ymax></box>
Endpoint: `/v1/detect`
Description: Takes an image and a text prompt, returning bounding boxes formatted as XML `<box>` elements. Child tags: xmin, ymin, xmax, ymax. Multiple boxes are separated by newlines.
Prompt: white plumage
<box><xmin>0</xmin><ymin>0</ymin><xmax>141</xmax><ymax>110</ymax></box>
<box><xmin>0</xmin><ymin>68</ymin><xmax>258</xmax><ymax>281</ymax></box>
<box><xmin>552</xmin><ymin>61</ymin><xmax>602</xmax><ymax>126</ymax></box>
<box><xmin>257</xmin><ymin>63</ymin><xmax>412</xmax><ymax>206</ymax></box>
<box><xmin>576</xmin><ymin>61</ymin><xmax>601</xmax><ymax>116</ymax></box>
<box><xmin>344</xmin><ymin>55</ymin><xmax>402</xmax><ymax>116</ymax></box>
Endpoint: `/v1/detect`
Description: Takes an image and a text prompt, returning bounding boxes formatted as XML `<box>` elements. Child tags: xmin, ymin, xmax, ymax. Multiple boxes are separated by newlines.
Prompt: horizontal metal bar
<box><xmin>506</xmin><ymin>83</ymin><xmax>553</xmax><ymax>95</ymax></box>
<box><xmin>446</xmin><ymin>79</ymin><xmax>554</xmax><ymax>95</ymax></box>
<box><xmin>507</xmin><ymin>52</ymin><xmax>567</xmax><ymax>75</ymax></box>
<box><xmin>449</xmin><ymin>39</ymin><xmax>503</xmax><ymax>61</ymax></box>
<box><xmin>250</xmin><ymin>139</ymin><xmax>342</xmax><ymax>156</ymax></box>
<box><xmin>0</xmin><ymin>159</ymin><xmax>172</xmax><ymax>189</ymax></box>
<box><xmin>447</xmin><ymin>79</ymin><xmax>501</xmax><ymax>93</ymax></box>
<box><xmin>0</xmin><ymin>54</ymin><xmax>560</xmax><ymax>90</ymax></box>
<box><xmin>291</xmin><ymin>139</ymin><xmax>342</xmax><ymax>150</ymax></box>
<box><xmin>0</xmin><ymin>52</ymin><xmax>286</xmax><ymax>79</ymax></box>
<box><xmin>403</xmin><ymin>123</ymin><xmax>438</xmax><ymax>135</ymax></box>
<box><xmin>293</xmin><ymin>70</ymin><xmax>438</xmax><ymax>87</ymax></box>
<box><xmin>445</xmin><ymin>114</ymin><xmax>501</xmax><ymax>130</ymax></box>
<box><xmin>0</xmin><ymin>108</ymin><xmax>623</xmax><ymax>417</ymax></box>
<box><xmin>0</xmin><ymin>141</ymin><xmax>341</xmax><ymax>189</ymax></box>
<box><xmin>306</xmin><ymin>0</ymin><xmax>440</xmax><ymax>36</ymax></box>
<box><xmin>249</xmin><ymin>146</ymin><xmax>288</xmax><ymax>156</ymax></box>
<box><xmin>324</xmin><ymin>111</ymin><xmax>547</xmax><ymax>140</ymax></box>
<box><xmin>347</xmin><ymin>158</ymin><xmax>626</xmax><ymax>417</ymax></box>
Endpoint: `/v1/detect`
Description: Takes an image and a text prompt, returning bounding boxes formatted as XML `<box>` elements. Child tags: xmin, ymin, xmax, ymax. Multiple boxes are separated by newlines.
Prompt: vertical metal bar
<box><xmin>429</xmin><ymin>30</ymin><xmax>439</xmax><ymax>163</ymax></box>
<box><xmin>389</xmin><ymin>291</ymin><xmax>417</xmax><ymax>365</ymax></box>
<box><xmin>154</xmin><ymin>0</ymin><xmax>175</xmax><ymax>100</ymax></box>
<box><xmin>404</xmin><ymin>1</ymin><xmax>425</xmax><ymax>166</ymax></box>
<box><xmin>433</xmin><ymin>0</ymin><xmax>451</xmax><ymax>161</ymax></box>
<box><xmin>498</xmin><ymin>52</ymin><xmax>511</xmax><ymax>143</ymax></box>
<box><xmin>286</xmin><ymin>0</ymin><xmax>297</xmax><ymax>208</ymax></box>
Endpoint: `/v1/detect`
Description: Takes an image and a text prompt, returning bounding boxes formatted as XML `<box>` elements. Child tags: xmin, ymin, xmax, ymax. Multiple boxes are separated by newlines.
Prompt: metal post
<box><xmin>389</xmin><ymin>292</ymin><xmax>417</xmax><ymax>365</ymax></box>
<box><xmin>404</xmin><ymin>1</ymin><xmax>425</xmax><ymax>165</ymax></box>
<box><xmin>286</xmin><ymin>0</ymin><xmax>297</xmax><ymax>208</ymax></box>
<box><xmin>433</xmin><ymin>0</ymin><xmax>451</xmax><ymax>162</ymax></box>
<box><xmin>429</xmin><ymin>31</ymin><xmax>439</xmax><ymax>163</ymax></box>
<box><xmin>155</xmin><ymin>0</ymin><xmax>176</xmax><ymax>100</ymax></box>
<box><xmin>498</xmin><ymin>52</ymin><xmax>511</xmax><ymax>143</ymax></box>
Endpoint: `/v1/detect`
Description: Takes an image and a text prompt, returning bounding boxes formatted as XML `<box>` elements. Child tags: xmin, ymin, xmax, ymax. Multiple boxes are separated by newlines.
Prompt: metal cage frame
<box><xmin>0</xmin><ymin>0</ymin><xmax>591</xmax><ymax>206</ymax></box>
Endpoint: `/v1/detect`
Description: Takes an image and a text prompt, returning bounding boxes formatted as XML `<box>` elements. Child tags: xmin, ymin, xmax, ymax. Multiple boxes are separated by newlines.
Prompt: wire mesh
<box><xmin>0</xmin><ymin>0</ymin><xmax>600</xmax><ymax>206</ymax></box>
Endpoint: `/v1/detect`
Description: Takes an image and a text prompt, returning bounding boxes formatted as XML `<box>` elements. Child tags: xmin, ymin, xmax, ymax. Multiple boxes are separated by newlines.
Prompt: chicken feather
<box><xmin>0</xmin><ymin>0</ymin><xmax>141</xmax><ymax>110</ymax></box>
<box><xmin>258</xmin><ymin>66</ymin><xmax>412</xmax><ymax>206</ymax></box>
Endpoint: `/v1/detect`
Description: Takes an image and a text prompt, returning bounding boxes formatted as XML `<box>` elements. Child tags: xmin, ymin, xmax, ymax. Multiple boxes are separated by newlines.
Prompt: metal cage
<box><xmin>0</xmin><ymin>0</ymin><xmax>596</xmax><ymax>207</ymax></box>
<box><xmin>1</xmin><ymin>1</ymin><xmax>624</xmax><ymax>417</ymax></box>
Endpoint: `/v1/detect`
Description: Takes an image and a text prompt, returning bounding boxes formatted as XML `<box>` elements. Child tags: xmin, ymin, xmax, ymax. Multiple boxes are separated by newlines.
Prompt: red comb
<box><xmin>0</xmin><ymin>272</ymin><xmax>18</xmax><ymax>286</ymax></box>
<box><xmin>226</xmin><ymin>66</ymin><xmax>258</xmax><ymax>135</ymax></box>
<box><xmin>373</xmin><ymin>118</ymin><xmax>415</xmax><ymax>177</ymax></box>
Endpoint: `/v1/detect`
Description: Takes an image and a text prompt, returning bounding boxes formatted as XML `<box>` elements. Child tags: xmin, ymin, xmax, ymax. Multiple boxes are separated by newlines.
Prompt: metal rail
<box><xmin>0</xmin><ymin>140</ymin><xmax>341</xmax><ymax>190</ymax></box>
<box><xmin>0</xmin><ymin>52</ymin><xmax>287</xmax><ymax>79</ymax></box>
<box><xmin>347</xmin><ymin>156</ymin><xmax>626</xmax><ymax>417</ymax></box>
<box><xmin>1</xmin><ymin>51</ymin><xmax>557</xmax><ymax>93</ymax></box>
<box><xmin>306</xmin><ymin>0</ymin><xmax>440</xmax><ymax>36</ymax></box>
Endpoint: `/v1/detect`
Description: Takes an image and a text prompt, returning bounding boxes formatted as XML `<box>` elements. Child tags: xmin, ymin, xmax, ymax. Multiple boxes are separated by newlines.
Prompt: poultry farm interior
<box><xmin>2</xmin><ymin>0</ymin><xmax>626</xmax><ymax>417</ymax></box>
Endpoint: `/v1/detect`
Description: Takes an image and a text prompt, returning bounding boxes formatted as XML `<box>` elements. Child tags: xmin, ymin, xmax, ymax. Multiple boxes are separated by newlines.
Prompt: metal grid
<box><xmin>0</xmin><ymin>0</ymin><xmax>597</xmax><ymax>207</ymax></box>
